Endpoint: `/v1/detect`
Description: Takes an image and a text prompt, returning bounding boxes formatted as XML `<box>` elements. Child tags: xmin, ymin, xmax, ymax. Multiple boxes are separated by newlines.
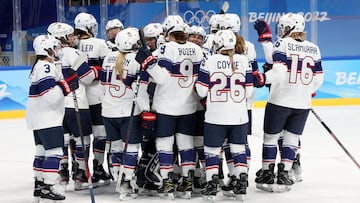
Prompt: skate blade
<box><xmin>119</xmin><ymin>193</ymin><xmax>137</xmax><ymax>201</ymax></box>
<box><xmin>274</xmin><ymin>184</ymin><xmax>292</xmax><ymax>192</ymax></box>
<box><xmin>93</xmin><ymin>179</ymin><xmax>111</xmax><ymax>188</ymax></box>
<box><xmin>39</xmin><ymin>198</ymin><xmax>62</xmax><ymax>203</ymax></box>
<box><xmin>175</xmin><ymin>191</ymin><xmax>192</xmax><ymax>199</ymax></box>
<box><xmin>256</xmin><ymin>183</ymin><xmax>275</xmax><ymax>192</ymax></box>
<box><xmin>222</xmin><ymin>190</ymin><xmax>235</xmax><ymax>197</ymax></box>
<box><xmin>74</xmin><ymin>182</ymin><xmax>93</xmax><ymax>191</ymax></box>
<box><xmin>138</xmin><ymin>188</ymin><xmax>158</xmax><ymax>196</ymax></box>
<box><xmin>203</xmin><ymin>195</ymin><xmax>216</xmax><ymax>203</ymax></box>
<box><xmin>235</xmin><ymin>194</ymin><xmax>246</xmax><ymax>202</ymax></box>
<box><xmin>158</xmin><ymin>192</ymin><xmax>175</xmax><ymax>200</ymax></box>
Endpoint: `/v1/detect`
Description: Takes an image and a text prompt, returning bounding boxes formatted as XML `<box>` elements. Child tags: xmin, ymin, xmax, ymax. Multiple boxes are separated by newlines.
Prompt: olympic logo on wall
<box><xmin>183</xmin><ymin>10</ymin><xmax>216</xmax><ymax>30</ymax></box>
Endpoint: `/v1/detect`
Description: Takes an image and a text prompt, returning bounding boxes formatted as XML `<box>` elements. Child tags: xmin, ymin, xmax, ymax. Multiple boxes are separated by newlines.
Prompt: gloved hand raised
<box><xmin>254</xmin><ymin>19</ymin><xmax>272</xmax><ymax>42</ymax></box>
<box><xmin>58</xmin><ymin>69</ymin><xmax>79</xmax><ymax>96</ymax></box>
<box><xmin>135</xmin><ymin>48</ymin><xmax>157</xmax><ymax>71</ymax></box>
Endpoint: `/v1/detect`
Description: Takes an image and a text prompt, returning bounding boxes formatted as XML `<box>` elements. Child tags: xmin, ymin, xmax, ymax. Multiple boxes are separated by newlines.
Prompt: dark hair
<box><xmin>171</xmin><ymin>31</ymin><xmax>187</xmax><ymax>44</ymax></box>
<box><xmin>30</xmin><ymin>55</ymin><xmax>47</xmax><ymax>76</ymax></box>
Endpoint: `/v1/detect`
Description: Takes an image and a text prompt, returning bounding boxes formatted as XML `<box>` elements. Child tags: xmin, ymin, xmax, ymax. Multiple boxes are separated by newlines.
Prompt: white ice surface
<box><xmin>0</xmin><ymin>106</ymin><xmax>359</xmax><ymax>203</ymax></box>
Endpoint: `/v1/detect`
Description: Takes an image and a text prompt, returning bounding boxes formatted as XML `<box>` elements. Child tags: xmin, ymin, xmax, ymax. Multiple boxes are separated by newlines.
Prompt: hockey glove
<box><xmin>262</xmin><ymin>63</ymin><xmax>272</xmax><ymax>88</ymax></box>
<box><xmin>135</xmin><ymin>49</ymin><xmax>157</xmax><ymax>71</ymax></box>
<box><xmin>90</xmin><ymin>65</ymin><xmax>102</xmax><ymax>80</ymax></box>
<box><xmin>57</xmin><ymin>70</ymin><xmax>79</xmax><ymax>96</ymax></box>
<box><xmin>254</xmin><ymin>19</ymin><xmax>272</xmax><ymax>42</ymax></box>
<box><xmin>141</xmin><ymin>111</ymin><xmax>156</xmax><ymax>139</ymax></box>
<box><xmin>252</xmin><ymin>70</ymin><xmax>265</xmax><ymax>88</ymax></box>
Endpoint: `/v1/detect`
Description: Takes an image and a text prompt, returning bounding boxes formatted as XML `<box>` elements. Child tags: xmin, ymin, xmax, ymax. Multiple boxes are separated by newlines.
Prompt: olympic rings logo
<box><xmin>183</xmin><ymin>10</ymin><xmax>216</xmax><ymax>30</ymax></box>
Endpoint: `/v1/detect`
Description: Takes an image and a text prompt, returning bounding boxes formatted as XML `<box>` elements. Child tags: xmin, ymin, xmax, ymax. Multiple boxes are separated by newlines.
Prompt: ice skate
<box><xmin>276</xmin><ymin>163</ymin><xmax>293</xmax><ymax>192</ymax></box>
<box><xmin>255</xmin><ymin>163</ymin><xmax>276</xmax><ymax>192</ymax></box>
<box><xmin>158</xmin><ymin>172</ymin><xmax>175</xmax><ymax>200</ymax></box>
<box><xmin>92</xmin><ymin>159</ymin><xmax>111</xmax><ymax>187</ymax></box>
<box><xmin>39</xmin><ymin>184</ymin><xmax>65</xmax><ymax>202</ymax></box>
<box><xmin>193</xmin><ymin>175</ymin><xmax>206</xmax><ymax>194</ymax></box>
<box><xmin>201</xmin><ymin>174</ymin><xmax>219</xmax><ymax>203</ymax></box>
<box><xmin>221</xmin><ymin>174</ymin><xmax>236</xmax><ymax>197</ymax></box>
<box><xmin>118</xmin><ymin>177</ymin><xmax>138</xmax><ymax>201</ymax></box>
<box><xmin>58</xmin><ymin>163</ymin><xmax>69</xmax><ymax>185</ymax></box>
<box><xmin>290</xmin><ymin>153</ymin><xmax>302</xmax><ymax>182</ymax></box>
<box><xmin>74</xmin><ymin>169</ymin><xmax>90</xmax><ymax>190</ymax></box>
<box><xmin>33</xmin><ymin>179</ymin><xmax>45</xmax><ymax>203</ymax></box>
<box><xmin>176</xmin><ymin>170</ymin><xmax>194</xmax><ymax>199</ymax></box>
<box><xmin>233</xmin><ymin>173</ymin><xmax>248</xmax><ymax>202</ymax></box>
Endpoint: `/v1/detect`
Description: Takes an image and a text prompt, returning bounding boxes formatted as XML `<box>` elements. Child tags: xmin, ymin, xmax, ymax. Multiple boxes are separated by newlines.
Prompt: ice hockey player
<box><xmin>74</xmin><ymin>12</ymin><xmax>112</xmax><ymax>188</ymax></box>
<box><xmin>135</xmin><ymin>15</ymin><xmax>203</xmax><ymax>199</ymax></box>
<box><xmin>253</xmin><ymin>16</ymin><xmax>303</xmax><ymax>183</ymax></box>
<box><xmin>101</xmin><ymin>27</ymin><xmax>151</xmax><ymax>200</ymax></box>
<box><xmin>253</xmin><ymin>13</ymin><xmax>324</xmax><ymax>192</ymax></box>
<box><xmin>105</xmin><ymin>18</ymin><xmax>124</xmax><ymax>51</ymax></box>
<box><xmin>28</xmin><ymin>34</ymin><xmax>79</xmax><ymax>202</ymax></box>
<box><xmin>47</xmin><ymin>22</ymin><xmax>96</xmax><ymax>190</ymax></box>
<box><xmin>216</xmin><ymin>13</ymin><xmax>261</xmax><ymax>196</ymax></box>
<box><xmin>195</xmin><ymin>29</ymin><xmax>253</xmax><ymax>202</ymax></box>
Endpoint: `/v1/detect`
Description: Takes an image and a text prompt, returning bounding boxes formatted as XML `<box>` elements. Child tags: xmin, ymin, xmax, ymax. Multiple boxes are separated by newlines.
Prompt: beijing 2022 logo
<box><xmin>183</xmin><ymin>10</ymin><xmax>216</xmax><ymax>30</ymax></box>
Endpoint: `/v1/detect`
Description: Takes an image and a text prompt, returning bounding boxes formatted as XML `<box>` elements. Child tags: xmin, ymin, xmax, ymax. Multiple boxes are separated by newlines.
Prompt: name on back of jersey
<box><xmin>178</xmin><ymin>48</ymin><xmax>196</xmax><ymax>56</ymax></box>
<box><xmin>287</xmin><ymin>43</ymin><xmax>318</xmax><ymax>55</ymax></box>
<box><xmin>217</xmin><ymin>60</ymin><xmax>241</xmax><ymax>69</ymax></box>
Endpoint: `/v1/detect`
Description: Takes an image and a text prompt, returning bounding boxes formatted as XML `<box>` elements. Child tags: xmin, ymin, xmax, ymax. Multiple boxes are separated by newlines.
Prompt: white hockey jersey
<box><xmin>101</xmin><ymin>51</ymin><xmax>150</xmax><ymax>118</ymax></box>
<box><xmin>266</xmin><ymin>37</ymin><xmax>324</xmax><ymax>109</ymax></box>
<box><xmin>147</xmin><ymin>41</ymin><xmax>204</xmax><ymax>116</ymax></box>
<box><xmin>26</xmin><ymin>60</ymin><xmax>65</xmax><ymax>130</ymax></box>
<box><xmin>78</xmin><ymin>37</ymin><xmax>110</xmax><ymax>105</ymax></box>
<box><xmin>196</xmin><ymin>54</ymin><xmax>253</xmax><ymax>125</ymax></box>
<box><xmin>56</xmin><ymin>47</ymin><xmax>91</xmax><ymax>109</ymax></box>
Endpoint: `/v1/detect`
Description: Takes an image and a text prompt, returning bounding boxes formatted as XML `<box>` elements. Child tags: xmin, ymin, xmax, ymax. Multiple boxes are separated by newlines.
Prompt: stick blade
<box><xmin>220</xmin><ymin>1</ymin><xmax>229</xmax><ymax>14</ymax></box>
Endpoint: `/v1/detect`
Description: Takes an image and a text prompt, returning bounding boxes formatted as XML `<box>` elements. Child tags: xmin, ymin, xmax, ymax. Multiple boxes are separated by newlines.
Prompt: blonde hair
<box><xmin>114</xmin><ymin>52</ymin><xmax>126</xmax><ymax>80</ymax></box>
<box><xmin>221</xmin><ymin>49</ymin><xmax>236</xmax><ymax>72</ymax></box>
<box><xmin>235</xmin><ymin>33</ymin><xmax>246</xmax><ymax>55</ymax></box>
<box><xmin>290</xmin><ymin>32</ymin><xmax>306</xmax><ymax>42</ymax></box>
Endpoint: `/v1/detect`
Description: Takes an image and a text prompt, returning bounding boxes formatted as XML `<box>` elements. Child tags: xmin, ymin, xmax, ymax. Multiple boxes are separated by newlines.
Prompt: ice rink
<box><xmin>1</xmin><ymin>106</ymin><xmax>359</xmax><ymax>203</ymax></box>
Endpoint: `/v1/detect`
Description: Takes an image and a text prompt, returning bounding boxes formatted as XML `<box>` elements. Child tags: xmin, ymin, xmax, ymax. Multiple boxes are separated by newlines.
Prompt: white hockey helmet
<box><xmin>188</xmin><ymin>25</ymin><xmax>206</xmax><ymax>38</ymax></box>
<box><xmin>277</xmin><ymin>13</ymin><xmax>305</xmax><ymax>38</ymax></box>
<box><xmin>74</xmin><ymin>12</ymin><xmax>98</xmax><ymax>37</ymax></box>
<box><xmin>143</xmin><ymin>23</ymin><xmax>163</xmax><ymax>38</ymax></box>
<box><xmin>115</xmin><ymin>27</ymin><xmax>141</xmax><ymax>53</ymax></box>
<box><xmin>106</xmin><ymin>19</ymin><xmax>124</xmax><ymax>31</ymax></box>
<box><xmin>47</xmin><ymin>22</ymin><xmax>74</xmax><ymax>44</ymax></box>
<box><xmin>162</xmin><ymin>15</ymin><xmax>185</xmax><ymax>37</ymax></box>
<box><xmin>209</xmin><ymin>14</ymin><xmax>220</xmax><ymax>33</ymax></box>
<box><xmin>33</xmin><ymin>35</ymin><xmax>61</xmax><ymax>57</ymax></box>
<box><xmin>218</xmin><ymin>13</ymin><xmax>241</xmax><ymax>33</ymax></box>
<box><xmin>213</xmin><ymin>29</ymin><xmax>236</xmax><ymax>52</ymax></box>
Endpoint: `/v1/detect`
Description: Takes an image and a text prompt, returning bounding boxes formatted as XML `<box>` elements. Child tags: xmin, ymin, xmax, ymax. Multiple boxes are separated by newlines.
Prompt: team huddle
<box><xmin>26</xmin><ymin>10</ymin><xmax>323</xmax><ymax>203</ymax></box>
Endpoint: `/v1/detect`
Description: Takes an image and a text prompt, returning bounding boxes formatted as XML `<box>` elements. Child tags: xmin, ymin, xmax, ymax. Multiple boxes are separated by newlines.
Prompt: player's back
<box><xmin>78</xmin><ymin>37</ymin><xmax>109</xmax><ymax>105</ymax></box>
<box><xmin>269</xmin><ymin>37</ymin><xmax>323</xmax><ymax>109</ymax></box>
<box><xmin>153</xmin><ymin>41</ymin><xmax>203</xmax><ymax>116</ymax></box>
<box><xmin>200</xmin><ymin>53</ymin><xmax>252</xmax><ymax>125</ymax></box>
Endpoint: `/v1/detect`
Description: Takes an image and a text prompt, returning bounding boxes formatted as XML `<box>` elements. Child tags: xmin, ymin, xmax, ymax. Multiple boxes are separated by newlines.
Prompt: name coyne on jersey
<box><xmin>217</xmin><ymin>60</ymin><xmax>240</xmax><ymax>69</ymax></box>
<box><xmin>248</xmin><ymin>11</ymin><xmax>330</xmax><ymax>23</ymax></box>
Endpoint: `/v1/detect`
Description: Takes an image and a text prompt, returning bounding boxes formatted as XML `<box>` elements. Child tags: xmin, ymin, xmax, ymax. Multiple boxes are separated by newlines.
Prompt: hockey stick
<box><xmin>310</xmin><ymin>108</ymin><xmax>360</xmax><ymax>170</ymax></box>
<box><xmin>219</xmin><ymin>1</ymin><xmax>229</xmax><ymax>14</ymax></box>
<box><xmin>115</xmin><ymin>28</ymin><xmax>148</xmax><ymax>193</ymax></box>
<box><xmin>72</xmin><ymin>91</ymin><xmax>96</xmax><ymax>203</ymax></box>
